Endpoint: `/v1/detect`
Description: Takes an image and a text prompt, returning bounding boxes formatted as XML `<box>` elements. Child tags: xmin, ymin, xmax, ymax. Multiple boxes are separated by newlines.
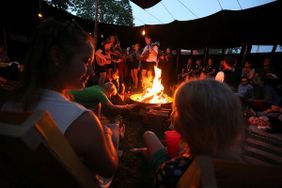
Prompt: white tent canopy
<box><xmin>130</xmin><ymin>0</ymin><xmax>275</xmax><ymax>26</ymax></box>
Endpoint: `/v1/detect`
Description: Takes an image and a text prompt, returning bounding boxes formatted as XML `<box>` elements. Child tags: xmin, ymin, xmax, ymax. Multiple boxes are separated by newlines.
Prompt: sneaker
<box><xmin>130</xmin><ymin>147</ymin><xmax>148</xmax><ymax>154</ymax></box>
<box><xmin>96</xmin><ymin>175</ymin><xmax>113</xmax><ymax>188</ymax></box>
<box><xmin>118</xmin><ymin>149</ymin><xmax>123</xmax><ymax>158</ymax></box>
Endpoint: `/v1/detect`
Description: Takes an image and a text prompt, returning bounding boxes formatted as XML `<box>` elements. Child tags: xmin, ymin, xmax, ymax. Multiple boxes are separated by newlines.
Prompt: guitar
<box><xmin>140</xmin><ymin>42</ymin><xmax>160</xmax><ymax>61</ymax></box>
<box><xmin>95</xmin><ymin>52</ymin><xmax>112</xmax><ymax>66</ymax></box>
<box><xmin>109</xmin><ymin>50</ymin><xmax>125</xmax><ymax>64</ymax></box>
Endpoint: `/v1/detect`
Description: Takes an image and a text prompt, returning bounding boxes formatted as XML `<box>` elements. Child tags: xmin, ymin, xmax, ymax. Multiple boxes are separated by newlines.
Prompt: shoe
<box><xmin>129</xmin><ymin>147</ymin><xmax>148</xmax><ymax>153</ymax></box>
<box><xmin>118</xmin><ymin>149</ymin><xmax>123</xmax><ymax>158</ymax></box>
<box><xmin>96</xmin><ymin>175</ymin><xmax>113</xmax><ymax>188</ymax></box>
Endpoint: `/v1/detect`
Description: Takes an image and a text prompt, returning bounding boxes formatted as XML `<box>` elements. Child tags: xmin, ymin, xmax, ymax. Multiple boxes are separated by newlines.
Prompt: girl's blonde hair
<box><xmin>172</xmin><ymin>79</ymin><xmax>246</xmax><ymax>157</ymax></box>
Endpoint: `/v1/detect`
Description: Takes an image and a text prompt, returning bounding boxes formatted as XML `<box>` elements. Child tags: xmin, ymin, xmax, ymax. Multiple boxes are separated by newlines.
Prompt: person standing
<box><xmin>140</xmin><ymin>35</ymin><xmax>159</xmax><ymax>88</ymax></box>
<box><xmin>128</xmin><ymin>43</ymin><xmax>141</xmax><ymax>90</ymax></box>
<box><xmin>215</xmin><ymin>56</ymin><xmax>237</xmax><ymax>91</ymax></box>
<box><xmin>95</xmin><ymin>40</ymin><xmax>112</xmax><ymax>86</ymax></box>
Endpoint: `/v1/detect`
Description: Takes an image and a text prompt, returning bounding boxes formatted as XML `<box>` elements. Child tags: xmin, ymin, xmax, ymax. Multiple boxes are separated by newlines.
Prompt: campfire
<box><xmin>130</xmin><ymin>66</ymin><xmax>173</xmax><ymax>105</ymax></box>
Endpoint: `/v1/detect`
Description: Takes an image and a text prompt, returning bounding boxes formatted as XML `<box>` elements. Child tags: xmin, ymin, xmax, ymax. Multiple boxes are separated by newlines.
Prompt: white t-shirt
<box><xmin>1</xmin><ymin>89</ymin><xmax>90</xmax><ymax>134</ymax></box>
<box><xmin>141</xmin><ymin>44</ymin><xmax>158</xmax><ymax>62</ymax></box>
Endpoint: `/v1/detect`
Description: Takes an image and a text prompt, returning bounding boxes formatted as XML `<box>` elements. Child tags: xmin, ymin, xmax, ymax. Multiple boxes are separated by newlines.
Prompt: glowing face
<box><xmin>134</xmin><ymin>44</ymin><xmax>140</xmax><ymax>51</ymax></box>
<box><xmin>109</xmin><ymin>35</ymin><xmax>115</xmax><ymax>43</ymax></box>
<box><xmin>208</xmin><ymin>59</ymin><xmax>213</xmax><ymax>65</ymax></box>
<box><xmin>166</xmin><ymin>48</ymin><xmax>171</xmax><ymax>54</ymax></box>
<box><xmin>145</xmin><ymin>37</ymin><xmax>151</xmax><ymax>45</ymax></box>
<box><xmin>104</xmin><ymin>42</ymin><xmax>112</xmax><ymax>50</ymax></box>
<box><xmin>62</xmin><ymin>42</ymin><xmax>94</xmax><ymax>90</ymax></box>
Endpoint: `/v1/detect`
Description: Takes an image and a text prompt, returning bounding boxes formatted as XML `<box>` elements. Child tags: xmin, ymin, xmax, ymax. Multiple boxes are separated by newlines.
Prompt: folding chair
<box><xmin>0</xmin><ymin>110</ymin><xmax>98</xmax><ymax>188</ymax></box>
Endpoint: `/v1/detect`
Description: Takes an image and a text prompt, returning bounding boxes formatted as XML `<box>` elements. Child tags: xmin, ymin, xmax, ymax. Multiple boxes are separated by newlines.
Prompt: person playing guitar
<box><xmin>140</xmin><ymin>35</ymin><xmax>160</xmax><ymax>88</ymax></box>
<box><xmin>95</xmin><ymin>40</ymin><xmax>112</xmax><ymax>86</ymax></box>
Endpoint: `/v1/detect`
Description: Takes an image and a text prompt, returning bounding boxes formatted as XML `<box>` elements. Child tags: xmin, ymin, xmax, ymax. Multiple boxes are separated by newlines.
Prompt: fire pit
<box><xmin>129</xmin><ymin>92</ymin><xmax>172</xmax><ymax>105</ymax></box>
<box><xmin>129</xmin><ymin>65</ymin><xmax>173</xmax><ymax>106</ymax></box>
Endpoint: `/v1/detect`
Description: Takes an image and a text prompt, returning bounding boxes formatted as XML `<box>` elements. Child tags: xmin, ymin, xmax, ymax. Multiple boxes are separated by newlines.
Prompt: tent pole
<box><xmin>241</xmin><ymin>44</ymin><xmax>248</xmax><ymax>66</ymax></box>
<box><xmin>94</xmin><ymin>0</ymin><xmax>99</xmax><ymax>48</ymax></box>
<box><xmin>93</xmin><ymin>0</ymin><xmax>99</xmax><ymax>72</ymax></box>
<box><xmin>2</xmin><ymin>28</ymin><xmax>8</xmax><ymax>54</ymax></box>
<box><xmin>203</xmin><ymin>46</ymin><xmax>208</xmax><ymax>65</ymax></box>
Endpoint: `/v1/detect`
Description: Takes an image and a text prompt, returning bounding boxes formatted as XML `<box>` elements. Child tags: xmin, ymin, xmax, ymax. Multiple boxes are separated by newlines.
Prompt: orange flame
<box><xmin>130</xmin><ymin>66</ymin><xmax>172</xmax><ymax>104</ymax></box>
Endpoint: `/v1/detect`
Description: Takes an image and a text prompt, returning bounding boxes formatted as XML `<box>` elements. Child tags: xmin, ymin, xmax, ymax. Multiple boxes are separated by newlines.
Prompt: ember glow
<box><xmin>130</xmin><ymin>66</ymin><xmax>173</xmax><ymax>104</ymax></box>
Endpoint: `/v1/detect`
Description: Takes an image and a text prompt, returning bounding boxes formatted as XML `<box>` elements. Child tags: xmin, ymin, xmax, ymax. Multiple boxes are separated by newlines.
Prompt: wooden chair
<box><xmin>0</xmin><ymin>110</ymin><xmax>98</xmax><ymax>188</ymax></box>
<box><xmin>177</xmin><ymin>155</ymin><xmax>282</xmax><ymax>188</ymax></box>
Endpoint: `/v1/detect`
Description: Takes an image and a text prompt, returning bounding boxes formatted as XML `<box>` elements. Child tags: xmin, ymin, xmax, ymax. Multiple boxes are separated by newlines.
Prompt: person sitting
<box><xmin>0</xmin><ymin>44</ymin><xmax>10</xmax><ymax>62</ymax></box>
<box><xmin>69</xmin><ymin>81</ymin><xmax>136</xmax><ymax>120</ymax></box>
<box><xmin>0</xmin><ymin>18</ymin><xmax>119</xmax><ymax>185</ymax></box>
<box><xmin>0</xmin><ymin>45</ymin><xmax>21</xmax><ymax>93</ymax></box>
<box><xmin>247</xmin><ymin>104</ymin><xmax>282</xmax><ymax>131</ymax></box>
<box><xmin>237</xmin><ymin>76</ymin><xmax>254</xmax><ymax>99</ymax></box>
<box><xmin>241</xmin><ymin>60</ymin><xmax>256</xmax><ymax>82</ymax></box>
<box><xmin>108</xmin><ymin>68</ymin><xmax>125</xmax><ymax>102</ymax></box>
<box><xmin>202</xmin><ymin>57</ymin><xmax>216</xmax><ymax>77</ymax></box>
<box><xmin>138</xmin><ymin>79</ymin><xmax>246</xmax><ymax>188</ymax></box>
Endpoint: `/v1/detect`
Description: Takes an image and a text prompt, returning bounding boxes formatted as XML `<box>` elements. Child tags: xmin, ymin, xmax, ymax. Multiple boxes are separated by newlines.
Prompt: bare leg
<box><xmin>130</xmin><ymin>69</ymin><xmax>135</xmax><ymax>89</ymax></box>
<box><xmin>98</xmin><ymin>72</ymin><xmax>107</xmax><ymax>86</ymax></box>
<box><xmin>141</xmin><ymin>69</ymin><xmax>147</xmax><ymax>88</ymax></box>
<box><xmin>107</xmin><ymin>68</ymin><xmax>112</xmax><ymax>81</ymax></box>
<box><xmin>133</xmin><ymin>69</ymin><xmax>139</xmax><ymax>89</ymax></box>
<box><xmin>147</xmin><ymin>70</ymin><xmax>153</xmax><ymax>81</ymax></box>
<box><xmin>104</xmin><ymin>123</ymin><xmax>120</xmax><ymax>151</ymax></box>
<box><xmin>143</xmin><ymin>131</ymin><xmax>166</xmax><ymax>159</ymax></box>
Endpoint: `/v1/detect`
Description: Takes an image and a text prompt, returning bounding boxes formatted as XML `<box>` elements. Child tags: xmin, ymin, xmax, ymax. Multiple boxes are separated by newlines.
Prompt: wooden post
<box><xmin>204</xmin><ymin>46</ymin><xmax>208</xmax><ymax>65</ymax></box>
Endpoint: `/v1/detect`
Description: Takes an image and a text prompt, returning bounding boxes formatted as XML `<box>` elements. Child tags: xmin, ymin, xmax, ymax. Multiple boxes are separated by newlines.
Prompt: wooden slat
<box><xmin>177</xmin><ymin>155</ymin><xmax>282</xmax><ymax>188</ymax></box>
<box><xmin>0</xmin><ymin>111</ymin><xmax>98</xmax><ymax>188</ymax></box>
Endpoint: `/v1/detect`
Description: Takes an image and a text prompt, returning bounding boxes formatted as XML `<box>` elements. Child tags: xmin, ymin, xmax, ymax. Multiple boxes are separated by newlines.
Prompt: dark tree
<box><xmin>47</xmin><ymin>0</ymin><xmax>134</xmax><ymax>26</ymax></box>
<box><xmin>45</xmin><ymin>0</ymin><xmax>73</xmax><ymax>10</ymax></box>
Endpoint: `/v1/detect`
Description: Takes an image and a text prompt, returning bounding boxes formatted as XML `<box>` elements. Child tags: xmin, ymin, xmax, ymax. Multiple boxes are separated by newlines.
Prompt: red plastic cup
<box><xmin>164</xmin><ymin>130</ymin><xmax>181</xmax><ymax>158</ymax></box>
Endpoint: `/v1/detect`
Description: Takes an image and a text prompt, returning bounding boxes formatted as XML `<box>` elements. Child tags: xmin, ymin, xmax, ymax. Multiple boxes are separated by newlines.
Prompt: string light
<box><xmin>142</xmin><ymin>26</ymin><xmax>146</xmax><ymax>36</ymax></box>
<box><xmin>38</xmin><ymin>12</ymin><xmax>43</xmax><ymax>18</ymax></box>
<box><xmin>38</xmin><ymin>0</ymin><xmax>44</xmax><ymax>19</ymax></box>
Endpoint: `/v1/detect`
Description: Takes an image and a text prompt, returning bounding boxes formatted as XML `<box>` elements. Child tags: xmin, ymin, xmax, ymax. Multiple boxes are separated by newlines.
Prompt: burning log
<box><xmin>140</xmin><ymin>91</ymin><xmax>162</xmax><ymax>103</ymax></box>
<box><xmin>129</xmin><ymin>65</ymin><xmax>172</xmax><ymax>105</ymax></box>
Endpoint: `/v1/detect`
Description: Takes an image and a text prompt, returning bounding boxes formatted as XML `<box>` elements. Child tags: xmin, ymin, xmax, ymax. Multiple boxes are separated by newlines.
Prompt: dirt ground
<box><xmin>110</xmin><ymin>110</ymin><xmax>171</xmax><ymax>188</ymax></box>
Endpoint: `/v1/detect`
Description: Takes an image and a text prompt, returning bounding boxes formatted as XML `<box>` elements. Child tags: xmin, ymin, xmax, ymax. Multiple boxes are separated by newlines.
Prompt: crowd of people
<box><xmin>0</xmin><ymin>18</ymin><xmax>281</xmax><ymax>188</ymax></box>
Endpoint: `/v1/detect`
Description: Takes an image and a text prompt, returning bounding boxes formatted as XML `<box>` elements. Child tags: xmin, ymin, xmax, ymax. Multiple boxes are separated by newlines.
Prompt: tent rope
<box><xmin>160</xmin><ymin>1</ymin><xmax>175</xmax><ymax>20</ymax></box>
<box><xmin>216</xmin><ymin>0</ymin><xmax>223</xmax><ymax>10</ymax></box>
<box><xmin>176</xmin><ymin>0</ymin><xmax>198</xmax><ymax>18</ymax></box>
<box><xmin>143</xmin><ymin>9</ymin><xmax>163</xmax><ymax>23</ymax></box>
<box><xmin>236</xmin><ymin>0</ymin><xmax>243</xmax><ymax>10</ymax></box>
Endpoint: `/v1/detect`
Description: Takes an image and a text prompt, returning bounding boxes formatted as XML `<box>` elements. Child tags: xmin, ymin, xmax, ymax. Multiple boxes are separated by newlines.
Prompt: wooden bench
<box><xmin>177</xmin><ymin>155</ymin><xmax>282</xmax><ymax>188</ymax></box>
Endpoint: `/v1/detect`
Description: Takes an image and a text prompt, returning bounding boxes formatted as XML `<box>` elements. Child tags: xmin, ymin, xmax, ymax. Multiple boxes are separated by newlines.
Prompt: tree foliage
<box><xmin>44</xmin><ymin>0</ymin><xmax>134</xmax><ymax>26</ymax></box>
<box><xmin>45</xmin><ymin>0</ymin><xmax>73</xmax><ymax>10</ymax></box>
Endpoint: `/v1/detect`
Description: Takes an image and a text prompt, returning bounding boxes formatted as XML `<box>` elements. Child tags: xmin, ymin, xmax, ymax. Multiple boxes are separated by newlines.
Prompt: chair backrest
<box><xmin>177</xmin><ymin>155</ymin><xmax>282</xmax><ymax>188</ymax></box>
<box><xmin>0</xmin><ymin>110</ymin><xmax>98</xmax><ymax>188</ymax></box>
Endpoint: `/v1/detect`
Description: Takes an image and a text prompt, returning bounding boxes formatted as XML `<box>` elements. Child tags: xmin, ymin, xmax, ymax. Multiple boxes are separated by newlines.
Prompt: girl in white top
<box><xmin>1</xmin><ymin>18</ymin><xmax>118</xmax><ymax>181</ymax></box>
